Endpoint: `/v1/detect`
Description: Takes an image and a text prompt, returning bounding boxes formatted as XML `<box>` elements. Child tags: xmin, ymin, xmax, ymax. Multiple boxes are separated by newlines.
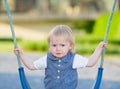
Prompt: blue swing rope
<box><xmin>4</xmin><ymin>0</ymin><xmax>116</xmax><ymax>89</ymax></box>
<box><xmin>92</xmin><ymin>0</ymin><xmax>116</xmax><ymax>89</ymax></box>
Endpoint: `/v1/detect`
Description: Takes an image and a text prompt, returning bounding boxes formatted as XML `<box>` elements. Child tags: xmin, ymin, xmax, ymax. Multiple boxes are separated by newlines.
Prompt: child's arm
<box><xmin>86</xmin><ymin>41</ymin><xmax>108</xmax><ymax>67</ymax></box>
<box><xmin>14</xmin><ymin>48</ymin><xmax>36</xmax><ymax>70</ymax></box>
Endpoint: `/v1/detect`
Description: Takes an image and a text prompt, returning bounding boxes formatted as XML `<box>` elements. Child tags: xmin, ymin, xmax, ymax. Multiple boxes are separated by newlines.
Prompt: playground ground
<box><xmin>0</xmin><ymin>53</ymin><xmax>120</xmax><ymax>89</ymax></box>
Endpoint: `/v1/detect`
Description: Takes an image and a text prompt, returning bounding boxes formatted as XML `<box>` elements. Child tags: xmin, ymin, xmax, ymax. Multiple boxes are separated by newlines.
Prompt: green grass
<box><xmin>21</xmin><ymin>40</ymin><xmax>48</xmax><ymax>53</ymax></box>
<box><xmin>1</xmin><ymin>35</ymin><xmax>119</xmax><ymax>57</ymax></box>
<box><xmin>0</xmin><ymin>38</ymin><xmax>22</xmax><ymax>53</ymax></box>
<box><xmin>93</xmin><ymin>11</ymin><xmax>120</xmax><ymax>39</ymax></box>
<box><xmin>0</xmin><ymin>42</ymin><xmax>14</xmax><ymax>53</ymax></box>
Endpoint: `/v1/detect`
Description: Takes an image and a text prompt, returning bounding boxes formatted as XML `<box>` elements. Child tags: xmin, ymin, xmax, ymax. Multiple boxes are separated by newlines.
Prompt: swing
<box><xmin>4</xmin><ymin>0</ymin><xmax>117</xmax><ymax>89</ymax></box>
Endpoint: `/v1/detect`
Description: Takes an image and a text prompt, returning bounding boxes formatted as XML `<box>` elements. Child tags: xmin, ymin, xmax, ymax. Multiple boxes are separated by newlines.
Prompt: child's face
<box><xmin>49</xmin><ymin>36</ymin><xmax>71</xmax><ymax>59</ymax></box>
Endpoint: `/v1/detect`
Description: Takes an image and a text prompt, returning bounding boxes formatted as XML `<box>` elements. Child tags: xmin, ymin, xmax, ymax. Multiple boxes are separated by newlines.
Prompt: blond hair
<box><xmin>48</xmin><ymin>25</ymin><xmax>75</xmax><ymax>53</ymax></box>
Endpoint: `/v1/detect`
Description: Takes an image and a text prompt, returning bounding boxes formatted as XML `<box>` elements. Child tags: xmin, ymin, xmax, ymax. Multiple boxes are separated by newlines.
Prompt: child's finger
<box><xmin>14</xmin><ymin>48</ymin><xmax>21</xmax><ymax>54</ymax></box>
<box><xmin>103</xmin><ymin>42</ymin><xmax>108</xmax><ymax>48</ymax></box>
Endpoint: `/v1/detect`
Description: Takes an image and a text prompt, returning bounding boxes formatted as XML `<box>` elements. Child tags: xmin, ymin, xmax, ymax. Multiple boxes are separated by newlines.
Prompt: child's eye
<box><xmin>52</xmin><ymin>44</ymin><xmax>57</xmax><ymax>47</ymax></box>
<box><xmin>61</xmin><ymin>44</ymin><xmax>65</xmax><ymax>47</ymax></box>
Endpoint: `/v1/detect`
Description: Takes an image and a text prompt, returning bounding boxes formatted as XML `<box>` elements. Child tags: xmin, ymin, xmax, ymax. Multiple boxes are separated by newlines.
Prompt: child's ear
<box><xmin>69</xmin><ymin>45</ymin><xmax>72</xmax><ymax>51</ymax></box>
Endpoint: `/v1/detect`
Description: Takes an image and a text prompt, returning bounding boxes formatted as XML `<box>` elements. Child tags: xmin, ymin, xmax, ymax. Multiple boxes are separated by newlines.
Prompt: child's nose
<box><xmin>56</xmin><ymin>46</ymin><xmax>60</xmax><ymax>50</ymax></box>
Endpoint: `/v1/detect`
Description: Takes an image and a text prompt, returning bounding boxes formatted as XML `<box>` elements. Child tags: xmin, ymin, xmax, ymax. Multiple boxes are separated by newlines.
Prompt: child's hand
<box><xmin>97</xmin><ymin>41</ymin><xmax>108</xmax><ymax>51</ymax></box>
<box><xmin>103</xmin><ymin>42</ymin><xmax>108</xmax><ymax>48</ymax></box>
<box><xmin>87</xmin><ymin>41</ymin><xmax>108</xmax><ymax>67</ymax></box>
<box><xmin>14</xmin><ymin>48</ymin><xmax>23</xmax><ymax>55</ymax></box>
<box><xmin>99</xmin><ymin>41</ymin><xmax>108</xmax><ymax>48</ymax></box>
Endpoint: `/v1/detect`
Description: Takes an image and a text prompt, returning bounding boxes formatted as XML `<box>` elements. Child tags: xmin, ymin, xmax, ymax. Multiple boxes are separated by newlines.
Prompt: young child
<box><xmin>14</xmin><ymin>25</ymin><xmax>107</xmax><ymax>89</ymax></box>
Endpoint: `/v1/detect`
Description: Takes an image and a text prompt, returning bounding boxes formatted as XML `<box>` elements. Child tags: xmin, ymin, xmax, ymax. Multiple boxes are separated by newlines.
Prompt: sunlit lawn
<box><xmin>1</xmin><ymin>34</ymin><xmax>120</xmax><ymax>58</ymax></box>
<box><xmin>0</xmin><ymin>41</ymin><xmax>13</xmax><ymax>53</ymax></box>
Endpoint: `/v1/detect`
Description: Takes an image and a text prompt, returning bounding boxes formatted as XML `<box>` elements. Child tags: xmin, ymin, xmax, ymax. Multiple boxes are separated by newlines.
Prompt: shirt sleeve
<box><xmin>33</xmin><ymin>55</ymin><xmax>47</xmax><ymax>70</ymax></box>
<box><xmin>72</xmin><ymin>54</ymin><xmax>88</xmax><ymax>69</ymax></box>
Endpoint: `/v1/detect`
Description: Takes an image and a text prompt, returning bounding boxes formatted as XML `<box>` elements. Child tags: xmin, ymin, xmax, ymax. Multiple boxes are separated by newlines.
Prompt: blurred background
<box><xmin>0</xmin><ymin>0</ymin><xmax>120</xmax><ymax>55</ymax></box>
<box><xmin>0</xmin><ymin>0</ymin><xmax>120</xmax><ymax>89</ymax></box>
